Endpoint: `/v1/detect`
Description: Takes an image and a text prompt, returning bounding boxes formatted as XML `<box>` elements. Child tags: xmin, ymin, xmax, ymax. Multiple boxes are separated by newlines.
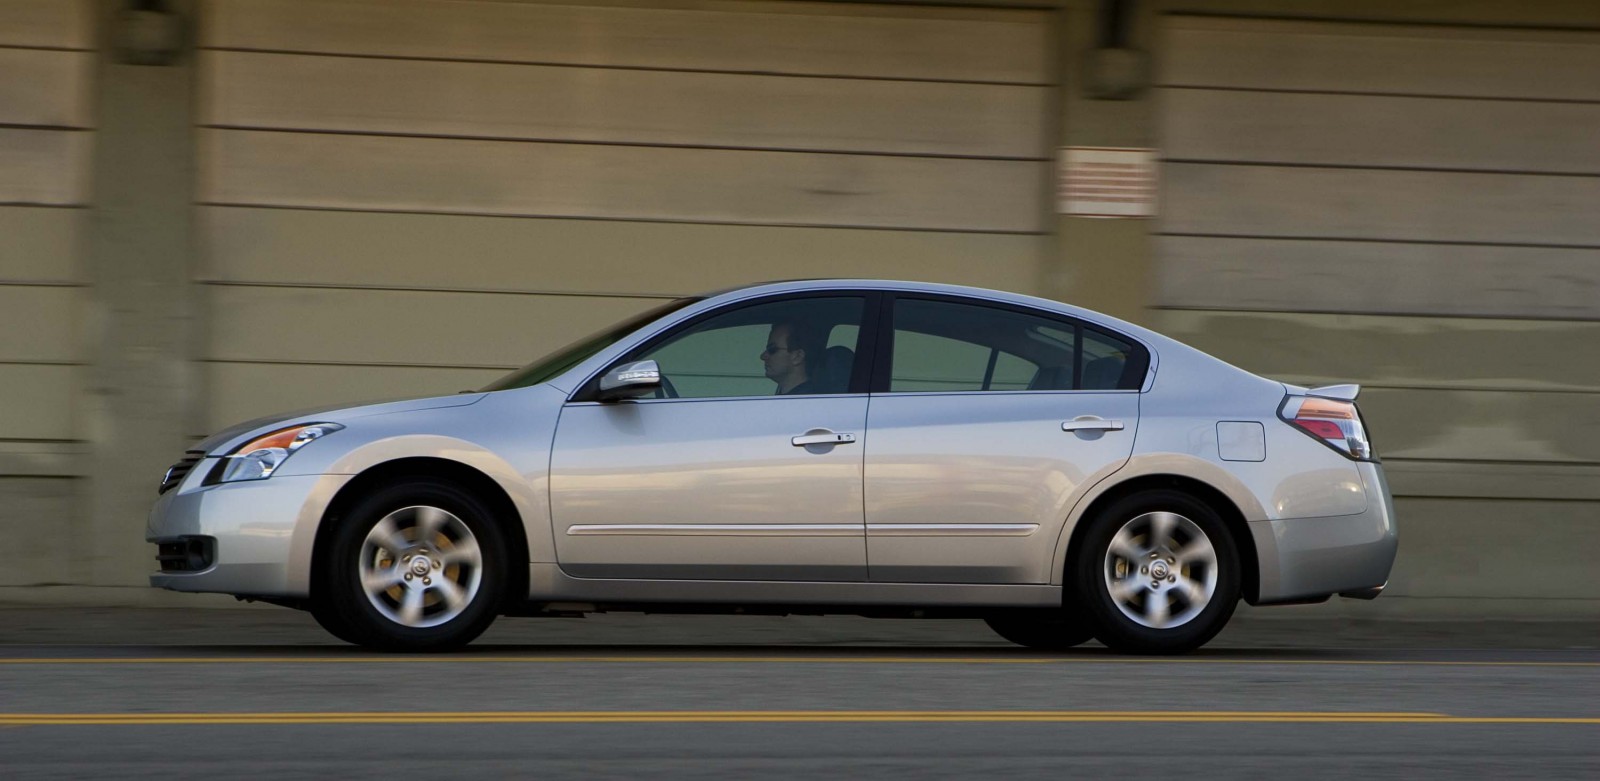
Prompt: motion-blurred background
<box><xmin>1</xmin><ymin>0</ymin><xmax>1595</xmax><ymax>620</ymax></box>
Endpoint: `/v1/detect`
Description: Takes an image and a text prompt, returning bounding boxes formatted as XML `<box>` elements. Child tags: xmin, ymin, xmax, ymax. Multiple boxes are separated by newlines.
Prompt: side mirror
<box><xmin>597</xmin><ymin>360</ymin><xmax>662</xmax><ymax>402</ymax></box>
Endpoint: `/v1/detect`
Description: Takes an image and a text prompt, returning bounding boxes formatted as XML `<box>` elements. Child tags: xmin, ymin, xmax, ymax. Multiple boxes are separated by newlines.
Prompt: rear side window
<box><xmin>1081</xmin><ymin>328</ymin><xmax>1140</xmax><ymax>390</ymax></box>
<box><xmin>886</xmin><ymin>297</ymin><xmax>1146</xmax><ymax>392</ymax></box>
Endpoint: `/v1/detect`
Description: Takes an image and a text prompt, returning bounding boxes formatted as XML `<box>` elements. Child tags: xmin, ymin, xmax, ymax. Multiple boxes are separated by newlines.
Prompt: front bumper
<box><xmin>1249</xmin><ymin>461</ymin><xmax>1398</xmax><ymax>604</ymax></box>
<box><xmin>146</xmin><ymin>470</ymin><xmax>351</xmax><ymax>597</ymax></box>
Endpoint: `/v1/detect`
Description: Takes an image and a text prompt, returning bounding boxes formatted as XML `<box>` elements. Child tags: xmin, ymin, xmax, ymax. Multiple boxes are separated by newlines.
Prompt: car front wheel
<box><xmin>1074</xmin><ymin>490</ymin><xmax>1240</xmax><ymax>654</ymax></box>
<box><xmin>315</xmin><ymin>479</ymin><xmax>507</xmax><ymax>651</ymax></box>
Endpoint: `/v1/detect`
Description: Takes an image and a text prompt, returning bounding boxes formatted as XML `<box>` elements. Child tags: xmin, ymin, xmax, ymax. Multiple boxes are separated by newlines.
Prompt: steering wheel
<box><xmin>654</xmin><ymin>373</ymin><xmax>680</xmax><ymax>399</ymax></box>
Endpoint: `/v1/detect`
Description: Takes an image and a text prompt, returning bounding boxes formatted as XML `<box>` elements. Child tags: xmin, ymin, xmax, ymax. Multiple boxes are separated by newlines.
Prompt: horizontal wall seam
<box><xmin>1153</xmin><ymin>233</ymin><xmax>1600</xmax><ymax>252</ymax></box>
<box><xmin>1389</xmin><ymin>493</ymin><xmax>1600</xmax><ymax>504</ymax></box>
<box><xmin>1151</xmin><ymin>303</ymin><xmax>1600</xmax><ymax>324</ymax></box>
<box><xmin>198</xmin><ymin>280</ymin><xmax>683</xmax><ymax>300</ymax></box>
<box><xmin>0</xmin><ymin>280</ymin><xmax>83</xmax><ymax>288</ymax></box>
<box><xmin>1164</xmin><ymin>11</ymin><xmax>1600</xmax><ymax>34</ymax></box>
<box><xmin>0</xmin><ymin>123</ymin><xmax>91</xmax><ymax>132</ymax></box>
<box><xmin>195</xmin><ymin>203</ymin><xmax>1047</xmax><ymax>236</ymax></box>
<box><xmin>196</xmin><ymin>46</ymin><xmax>1055</xmax><ymax>88</ymax></box>
<box><xmin>0</xmin><ymin>360</ymin><xmax>81</xmax><ymax>367</ymax></box>
<box><xmin>1383</xmin><ymin>456</ymin><xmax>1600</xmax><ymax>468</ymax></box>
<box><xmin>200</xmin><ymin>358</ymin><xmax>515</xmax><ymax>372</ymax></box>
<box><xmin>196</xmin><ymin>125</ymin><xmax>1050</xmax><ymax>162</ymax></box>
<box><xmin>1162</xmin><ymin>158</ymin><xmax>1600</xmax><ymax>179</ymax></box>
<box><xmin>0</xmin><ymin>438</ymin><xmax>83</xmax><ymax>445</ymax></box>
<box><xmin>0</xmin><ymin>203</ymin><xmax>85</xmax><ymax>210</ymax></box>
<box><xmin>1157</xmin><ymin>84</ymin><xmax>1600</xmax><ymax>106</ymax></box>
<box><xmin>0</xmin><ymin>44</ymin><xmax>93</xmax><ymax>53</ymax></box>
<box><xmin>1280</xmin><ymin>382</ymin><xmax>1600</xmax><ymax>396</ymax></box>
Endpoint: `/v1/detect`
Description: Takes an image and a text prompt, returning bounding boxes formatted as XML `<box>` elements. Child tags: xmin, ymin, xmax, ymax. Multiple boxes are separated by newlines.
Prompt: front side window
<box><xmin>887</xmin><ymin>297</ymin><xmax>1145</xmax><ymax>393</ymax></box>
<box><xmin>626</xmin><ymin>296</ymin><xmax>866</xmax><ymax>399</ymax></box>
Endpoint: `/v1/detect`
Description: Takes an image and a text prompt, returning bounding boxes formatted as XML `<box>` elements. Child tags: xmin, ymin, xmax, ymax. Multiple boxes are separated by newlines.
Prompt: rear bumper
<box><xmin>1249</xmin><ymin>461</ymin><xmax>1398</xmax><ymax>605</ymax></box>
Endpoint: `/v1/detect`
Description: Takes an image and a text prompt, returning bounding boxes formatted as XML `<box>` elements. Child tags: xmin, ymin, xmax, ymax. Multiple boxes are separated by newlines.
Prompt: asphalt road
<box><xmin>1</xmin><ymin>609</ymin><xmax>1596</xmax><ymax>780</ymax></box>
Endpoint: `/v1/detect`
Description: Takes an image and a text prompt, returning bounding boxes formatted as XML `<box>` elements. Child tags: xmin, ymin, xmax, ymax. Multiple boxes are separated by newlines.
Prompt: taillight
<box><xmin>1280</xmin><ymin>396</ymin><xmax>1376</xmax><ymax>461</ymax></box>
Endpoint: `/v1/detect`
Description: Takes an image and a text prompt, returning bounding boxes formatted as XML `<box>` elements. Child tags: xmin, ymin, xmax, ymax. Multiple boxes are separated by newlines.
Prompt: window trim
<box><xmin>871</xmin><ymin>292</ymin><xmax>1152</xmax><ymax>395</ymax></box>
<box><xmin>569</xmin><ymin>290</ymin><xmax>884</xmax><ymax>403</ymax></box>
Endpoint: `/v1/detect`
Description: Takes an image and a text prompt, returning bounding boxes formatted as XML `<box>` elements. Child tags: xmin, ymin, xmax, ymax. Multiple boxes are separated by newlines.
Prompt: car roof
<box><xmin>691</xmin><ymin>279</ymin><xmax>1166</xmax><ymax>348</ymax></box>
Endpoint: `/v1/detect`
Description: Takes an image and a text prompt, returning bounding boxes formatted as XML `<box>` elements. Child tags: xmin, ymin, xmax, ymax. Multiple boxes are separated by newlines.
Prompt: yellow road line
<box><xmin>1</xmin><ymin>710</ymin><xmax>1598</xmax><ymax>726</ymax></box>
<box><xmin>0</xmin><ymin>656</ymin><xmax>1596</xmax><ymax>668</ymax></box>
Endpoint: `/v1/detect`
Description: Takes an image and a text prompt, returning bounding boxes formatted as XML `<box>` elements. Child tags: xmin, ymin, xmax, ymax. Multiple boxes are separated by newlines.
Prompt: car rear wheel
<box><xmin>316</xmin><ymin>479</ymin><xmax>507</xmax><ymax>651</ymax></box>
<box><xmin>984</xmin><ymin>609</ymin><xmax>1094</xmax><ymax>651</ymax></box>
<box><xmin>1074</xmin><ymin>489</ymin><xmax>1240</xmax><ymax>654</ymax></box>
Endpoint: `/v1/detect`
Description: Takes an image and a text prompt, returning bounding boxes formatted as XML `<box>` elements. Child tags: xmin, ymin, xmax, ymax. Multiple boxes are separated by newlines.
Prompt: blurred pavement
<box><xmin>1</xmin><ymin>607</ymin><xmax>1594</xmax><ymax>650</ymax></box>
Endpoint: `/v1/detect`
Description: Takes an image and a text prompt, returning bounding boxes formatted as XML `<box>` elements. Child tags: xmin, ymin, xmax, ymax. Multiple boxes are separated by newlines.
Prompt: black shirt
<box><xmin>779</xmin><ymin>379</ymin><xmax>819</xmax><ymax>396</ymax></box>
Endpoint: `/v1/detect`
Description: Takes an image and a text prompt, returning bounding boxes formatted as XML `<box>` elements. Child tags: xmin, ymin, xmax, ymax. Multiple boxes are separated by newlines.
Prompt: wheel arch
<box><xmin>311</xmin><ymin>457</ymin><xmax>530</xmax><ymax>608</ymax></box>
<box><xmin>1057</xmin><ymin>473</ymin><xmax>1262</xmax><ymax>605</ymax></box>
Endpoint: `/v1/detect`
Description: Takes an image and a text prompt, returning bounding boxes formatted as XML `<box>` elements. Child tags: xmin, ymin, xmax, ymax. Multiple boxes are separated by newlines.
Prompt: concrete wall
<box><xmin>0</xmin><ymin>0</ymin><xmax>94</xmax><ymax>592</ymax></box>
<box><xmin>0</xmin><ymin>0</ymin><xmax>1595</xmax><ymax>616</ymax></box>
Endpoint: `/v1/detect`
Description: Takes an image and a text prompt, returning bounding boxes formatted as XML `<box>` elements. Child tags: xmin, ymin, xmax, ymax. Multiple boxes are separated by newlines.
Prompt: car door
<box><xmin>549</xmin><ymin>294</ymin><xmax>875</xmax><ymax>581</ymax></box>
<box><xmin>864</xmin><ymin>295</ymin><xmax>1146</xmax><ymax>584</ymax></box>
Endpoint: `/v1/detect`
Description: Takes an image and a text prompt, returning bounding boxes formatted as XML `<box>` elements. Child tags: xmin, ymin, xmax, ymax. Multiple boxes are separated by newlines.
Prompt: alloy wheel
<box><xmin>1102</xmin><ymin>511</ymin><xmax>1218</xmax><ymax>629</ymax></box>
<box><xmin>358</xmin><ymin>505</ymin><xmax>484</xmax><ymax>629</ymax></box>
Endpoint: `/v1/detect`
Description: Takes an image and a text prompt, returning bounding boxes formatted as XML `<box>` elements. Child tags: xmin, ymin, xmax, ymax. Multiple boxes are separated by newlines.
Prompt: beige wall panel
<box><xmin>1162</xmin><ymin>88</ymin><xmax>1600</xmax><ymax>174</ymax></box>
<box><xmin>0</xmin><ymin>440</ymin><xmax>81</xmax><ymax>477</ymax></box>
<box><xmin>0</xmin><ymin>129</ymin><xmax>90</xmax><ymax>205</ymax></box>
<box><xmin>0</xmin><ymin>206</ymin><xmax>80</xmax><ymax>281</ymax></box>
<box><xmin>1358</xmin><ymin>387</ymin><xmax>1600</xmax><ymax>465</ymax></box>
<box><xmin>0</xmin><ymin>49</ymin><xmax>93</xmax><ymax>128</ymax></box>
<box><xmin>1161</xmin><ymin>163</ymin><xmax>1600</xmax><ymax>246</ymax></box>
<box><xmin>0</xmin><ymin>0</ymin><xmax>92</xmax><ymax>49</ymax></box>
<box><xmin>200</xmin><ymin>207</ymin><xmax>1043</xmax><ymax>296</ymax></box>
<box><xmin>0</xmin><ymin>477</ymin><xmax>77</xmax><ymax>585</ymax></box>
<box><xmin>205</xmin><ymin>286</ymin><xmax>660</xmax><ymax>368</ymax></box>
<box><xmin>1384</xmin><ymin>498</ymin><xmax>1599</xmax><ymax>599</ymax></box>
<box><xmin>199</xmin><ymin>130</ymin><xmax>1045</xmax><ymax>233</ymax></box>
<box><xmin>1155</xmin><ymin>236</ymin><xmax>1600</xmax><ymax>320</ymax></box>
<box><xmin>1384</xmin><ymin>460</ymin><xmax>1600</xmax><ymax>502</ymax></box>
<box><xmin>0</xmin><ymin>364</ymin><xmax>74</xmax><ymax>440</ymax></box>
<box><xmin>204</xmin><ymin>0</ymin><xmax>1050</xmax><ymax>84</ymax></box>
<box><xmin>203</xmin><ymin>363</ymin><xmax>503</xmax><ymax>433</ymax></box>
<box><xmin>0</xmin><ymin>286</ymin><xmax>77</xmax><ymax>362</ymax></box>
<box><xmin>1163</xmin><ymin>17</ymin><xmax>1600</xmax><ymax>100</ymax></box>
<box><xmin>200</xmin><ymin>51</ymin><xmax>1048</xmax><ymax>159</ymax></box>
<box><xmin>1153</xmin><ymin>309</ymin><xmax>1600</xmax><ymax>393</ymax></box>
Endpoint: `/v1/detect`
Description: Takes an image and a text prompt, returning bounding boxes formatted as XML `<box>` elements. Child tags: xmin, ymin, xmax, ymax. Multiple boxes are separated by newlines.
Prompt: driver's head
<box><xmin>762</xmin><ymin>321</ymin><xmax>822</xmax><ymax>392</ymax></box>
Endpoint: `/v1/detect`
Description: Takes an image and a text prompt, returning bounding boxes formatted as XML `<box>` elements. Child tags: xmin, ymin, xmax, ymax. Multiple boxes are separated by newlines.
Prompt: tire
<box><xmin>1073</xmin><ymin>489</ymin><xmax>1240</xmax><ymax>654</ymax></box>
<box><xmin>984</xmin><ymin>608</ymin><xmax>1094</xmax><ymax>651</ymax></box>
<box><xmin>309</xmin><ymin>598</ymin><xmax>364</xmax><ymax>646</ymax></box>
<box><xmin>314</xmin><ymin>478</ymin><xmax>508</xmax><ymax>651</ymax></box>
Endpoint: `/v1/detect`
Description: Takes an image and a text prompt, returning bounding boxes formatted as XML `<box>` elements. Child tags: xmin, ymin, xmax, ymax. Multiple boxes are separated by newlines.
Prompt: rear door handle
<box><xmin>1062</xmin><ymin>417</ymin><xmax>1124</xmax><ymax>432</ymax></box>
<box><xmin>792</xmin><ymin>432</ymin><xmax>857</xmax><ymax>447</ymax></box>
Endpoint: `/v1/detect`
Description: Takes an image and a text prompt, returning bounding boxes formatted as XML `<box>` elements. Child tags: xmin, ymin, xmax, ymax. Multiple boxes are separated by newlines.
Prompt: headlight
<box><xmin>216</xmin><ymin>423</ymin><xmax>344</xmax><ymax>483</ymax></box>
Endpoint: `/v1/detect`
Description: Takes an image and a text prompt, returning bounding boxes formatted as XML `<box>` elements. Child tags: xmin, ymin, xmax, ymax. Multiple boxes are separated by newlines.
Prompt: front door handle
<box><xmin>1062</xmin><ymin>417</ymin><xmax>1124</xmax><ymax>432</ymax></box>
<box><xmin>792</xmin><ymin>431</ymin><xmax>857</xmax><ymax>447</ymax></box>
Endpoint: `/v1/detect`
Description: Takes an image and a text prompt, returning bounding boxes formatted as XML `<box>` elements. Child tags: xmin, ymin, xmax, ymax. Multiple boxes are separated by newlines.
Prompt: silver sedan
<box><xmin>148</xmin><ymin>280</ymin><xmax>1397</xmax><ymax>653</ymax></box>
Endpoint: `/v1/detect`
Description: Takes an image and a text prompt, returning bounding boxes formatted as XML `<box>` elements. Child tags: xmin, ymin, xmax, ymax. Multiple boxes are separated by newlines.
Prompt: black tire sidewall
<box><xmin>319</xmin><ymin>479</ymin><xmax>508</xmax><ymax>651</ymax></box>
<box><xmin>1073</xmin><ymin>489</ymin><xmax>1240</xmax><ymax>654</ymax></box>
<box><xmin>984</xmin><ymin>611</ymin><xmax>1094</xmax><ymax>651</ymax></box>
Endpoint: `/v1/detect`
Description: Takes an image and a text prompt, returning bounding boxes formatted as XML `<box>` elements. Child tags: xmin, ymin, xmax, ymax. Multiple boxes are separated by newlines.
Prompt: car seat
<box><xmin>818</xmin><ymin>345</ymin><xmax>855</xmax><ymax>393</ymax></box>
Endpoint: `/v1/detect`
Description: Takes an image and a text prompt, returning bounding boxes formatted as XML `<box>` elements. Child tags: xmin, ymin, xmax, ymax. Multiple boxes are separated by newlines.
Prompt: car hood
<box><xmin>193</xmin><ymin>392</ymin><xmax>487</xmax><ymax>455</ymax></box>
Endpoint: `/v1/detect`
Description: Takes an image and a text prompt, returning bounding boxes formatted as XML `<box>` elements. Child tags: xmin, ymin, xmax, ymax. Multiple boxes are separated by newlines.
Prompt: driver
<box><xmin>761</xmin><ymin>320</ymin><xmax>825</xmax><ymax>395</ymax></box>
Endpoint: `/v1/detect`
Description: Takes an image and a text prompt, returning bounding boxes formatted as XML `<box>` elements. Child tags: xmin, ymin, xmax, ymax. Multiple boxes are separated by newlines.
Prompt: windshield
<box><xmin>479</xmin><ymin>297</ymin><xmax>702</xmax><ymax>392</ymax></box>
